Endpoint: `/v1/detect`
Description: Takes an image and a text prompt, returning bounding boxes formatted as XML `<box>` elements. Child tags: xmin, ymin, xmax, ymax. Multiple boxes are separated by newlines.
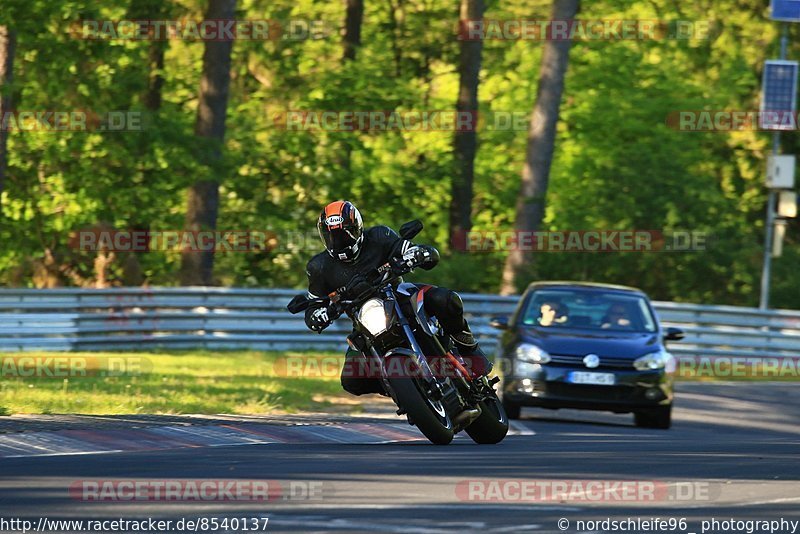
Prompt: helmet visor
<box><xmin>320</xmin><ymin>226</ymin><xmax>359</xmax><ymax>254</ymax></box>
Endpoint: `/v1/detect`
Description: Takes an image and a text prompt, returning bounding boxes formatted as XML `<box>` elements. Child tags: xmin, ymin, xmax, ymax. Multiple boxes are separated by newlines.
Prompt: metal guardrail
<box><xmin>0</xmin><ymin>287</ymin><xmax>799</xmax><ymax>358</ymax></box>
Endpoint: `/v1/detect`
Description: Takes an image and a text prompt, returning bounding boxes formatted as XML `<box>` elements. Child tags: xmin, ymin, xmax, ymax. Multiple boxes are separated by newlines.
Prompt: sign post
<box><xmin>760</xmin><ymin>10</ymin><xmax>799</xmax><ymax>308</ymax></box>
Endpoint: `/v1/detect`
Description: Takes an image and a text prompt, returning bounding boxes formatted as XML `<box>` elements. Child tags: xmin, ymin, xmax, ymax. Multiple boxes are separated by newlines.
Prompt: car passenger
<box><xmin>601</xmin><ymin>303</ymin><xmax>633</xmax><ymax>329</ymax></box>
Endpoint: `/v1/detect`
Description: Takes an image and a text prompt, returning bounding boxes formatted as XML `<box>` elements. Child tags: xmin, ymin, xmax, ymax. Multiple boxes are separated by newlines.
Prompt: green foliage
<box><xmin>0</xmin><ymin>0</ymin><xmax>796</xmax><ymax>307</ymax></box>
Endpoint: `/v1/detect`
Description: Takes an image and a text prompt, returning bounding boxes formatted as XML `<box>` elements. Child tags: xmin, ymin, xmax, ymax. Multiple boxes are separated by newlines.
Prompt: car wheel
<box><xmin>502</xmin><ymin>398</ymin><xmax>521</xmax><ymax>420</ymax></box>
<box><xmin>634</xmin><ymin>405</ymin><xmax>671</xmax><ymax>429</ymax></box>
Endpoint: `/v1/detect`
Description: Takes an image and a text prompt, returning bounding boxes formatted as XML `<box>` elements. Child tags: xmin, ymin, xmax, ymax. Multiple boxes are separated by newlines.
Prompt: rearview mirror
<box><xmin>664</xmin><ymin>326</ymin><xmax>684</xmax><ymax>341</ymax></box>
<box><xmin>399</xmin><ymin>220</ymin><xmax>423</xmax><ymax>240</ymax></box>
<box><xmin>287</xmin><ymin>294</ymin><xmax>310</xmax><ymax>314</ymax></box>
<box><xmin>490</xmin><ymin>316</ymin><xmax>509</xmax><ymax>330</ymax></box>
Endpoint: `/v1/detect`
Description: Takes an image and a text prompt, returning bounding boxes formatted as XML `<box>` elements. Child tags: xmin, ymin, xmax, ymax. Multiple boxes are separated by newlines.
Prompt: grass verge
<box><xmin>0</xmin><ymin>351</ymin><xmax>352</xmax><ymax>415</ymax></box>
<box><xmin>2</xmin><ymin>351</ymin><xmax>795</xmax><ymax>416</ymax></box>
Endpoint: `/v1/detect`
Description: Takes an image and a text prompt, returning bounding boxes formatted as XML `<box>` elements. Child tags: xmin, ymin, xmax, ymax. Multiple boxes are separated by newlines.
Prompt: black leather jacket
<box><xmin>304</xmin><ymin>225</ymin><xmax>438</xmax><ymax>329</ymax></box>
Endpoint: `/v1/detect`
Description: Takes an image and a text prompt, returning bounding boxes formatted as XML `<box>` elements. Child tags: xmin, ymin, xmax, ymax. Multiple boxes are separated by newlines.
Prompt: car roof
<box><xmin>524</xmin><ymin>280</ymin><xmax>646</xmax><ymax>295</ymax></box>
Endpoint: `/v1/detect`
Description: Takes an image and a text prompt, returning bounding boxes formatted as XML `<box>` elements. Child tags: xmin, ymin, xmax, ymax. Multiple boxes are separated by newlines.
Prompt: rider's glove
<box><xmin>306</xmin><ymin>305</ymin><xmax>335</xmax><ymax>332</ymax></box>
<box><xmin>393</xmin><ymin>245</ymin><xmax>431</xmax><ymax>272</ymax></box>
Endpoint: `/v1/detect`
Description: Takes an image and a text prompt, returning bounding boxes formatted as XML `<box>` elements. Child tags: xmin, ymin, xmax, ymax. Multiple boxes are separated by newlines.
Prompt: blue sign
<box><xmin>772</xmin><ymin>0</ymin><xmax>800</xmax><ymax>22</ymax></box>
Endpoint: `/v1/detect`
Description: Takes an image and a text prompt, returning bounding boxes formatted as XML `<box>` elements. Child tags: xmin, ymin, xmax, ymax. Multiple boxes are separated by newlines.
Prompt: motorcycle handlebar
<box><xmin>320</xmin><ymin>261</ymin><xmax>411</xmax><ymax>309</ymax></box>
<box><xmin>287</xmin><ymin>260</ymin><xmax>414</xmax><ymax>316</ymax></box>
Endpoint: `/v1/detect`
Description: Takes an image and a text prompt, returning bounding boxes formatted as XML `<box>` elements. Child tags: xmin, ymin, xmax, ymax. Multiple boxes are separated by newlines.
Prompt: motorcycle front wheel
<box><xmin>386</xmin><ymin>363</ymin><xmax>454</xmax><ymax>445</ymax></box>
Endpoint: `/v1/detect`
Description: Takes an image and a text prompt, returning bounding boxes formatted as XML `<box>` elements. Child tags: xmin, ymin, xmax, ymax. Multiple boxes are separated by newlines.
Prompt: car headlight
<box><xmin>357</xmin><ymin>298</ymin><xmax>389</xmax><ymax>336</ymax></box>
<box><xmin>514</xmin><ymin>360</ymin><xmax>542</xmax><ymax>377</ymax></box>
<box><xmin>634</xmin><ymin>349</ymin><xmax>675</xmax><ymax>371</ymax></box>
<box><xmin>515</xmin><ymin>343</ymin><xmax>551</xmax><ymax>364</ymax></box>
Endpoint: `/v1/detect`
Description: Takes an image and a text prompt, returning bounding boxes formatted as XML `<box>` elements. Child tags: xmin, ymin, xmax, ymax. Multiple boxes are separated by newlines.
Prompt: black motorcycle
<box><xmin>287</xmin><ymin>221</ymin><xmax>508</xmax><ymax>445</ymax></box>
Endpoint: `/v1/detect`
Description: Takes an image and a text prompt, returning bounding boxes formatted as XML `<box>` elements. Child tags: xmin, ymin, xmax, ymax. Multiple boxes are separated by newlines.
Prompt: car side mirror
<box><xmin>490</xmin><ymin>316</ymin><xmax>509</xmax><ymax>330</ymax></box>
<box><xmin>399</xmin><ymin>220</ymin><xmax>423</xmax><ymax>240</ymax></box>
<box><xmin>287</xmin><ymin>294</ymin><xmax>310</xmax><ymax>314</ymax></box>
<box><xmin>664</xmin><ymin>326</ymin><xmax>685</xmax><ymax>341</ymax></box>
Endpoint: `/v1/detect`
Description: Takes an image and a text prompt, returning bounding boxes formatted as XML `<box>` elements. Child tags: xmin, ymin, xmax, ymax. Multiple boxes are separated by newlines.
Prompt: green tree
<box><xmin>500</xmin><ymin>0</ymin><xmax>581</xmax><ymax>294</ymax></box>
<box><xmin>179</xmin><ymin>0</ymin><xmax>237</xmax><ymax>285</ymax></box>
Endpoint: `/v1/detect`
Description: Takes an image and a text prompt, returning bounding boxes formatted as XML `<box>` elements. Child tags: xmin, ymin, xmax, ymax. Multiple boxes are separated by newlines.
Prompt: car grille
<box><xmin>548</xmin><ymin>353</ymin><xmax>634</xmax><ymax>369</ymax></box>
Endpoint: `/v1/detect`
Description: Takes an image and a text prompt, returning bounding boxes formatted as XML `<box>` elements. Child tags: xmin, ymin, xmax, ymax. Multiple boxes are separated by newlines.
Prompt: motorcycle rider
<box><xmin>304</xmin><ymin>200</ymin><xmax>492</xmax><ymax>395</ymax></box>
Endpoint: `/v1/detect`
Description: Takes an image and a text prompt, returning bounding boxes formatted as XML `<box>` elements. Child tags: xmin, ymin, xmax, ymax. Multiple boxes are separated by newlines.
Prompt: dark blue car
<box><xmin>492</xmin><ymin>282</ymin><xmax>684</xmax><ymax>429</ymax></box>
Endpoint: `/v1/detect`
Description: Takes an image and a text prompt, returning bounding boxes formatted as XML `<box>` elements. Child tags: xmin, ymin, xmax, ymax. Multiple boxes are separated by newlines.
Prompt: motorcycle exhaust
<box><xmin>452</xmin><ymin>406</ymin><xmax>481</xmax><ymax>428</ymax></box>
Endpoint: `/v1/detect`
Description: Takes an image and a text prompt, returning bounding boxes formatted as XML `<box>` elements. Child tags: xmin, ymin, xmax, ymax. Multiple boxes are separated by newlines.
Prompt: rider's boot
<box><xmin>451</xmin><ymin>325</ymin><xmax>493</xmax><ymax>378</ymax></box>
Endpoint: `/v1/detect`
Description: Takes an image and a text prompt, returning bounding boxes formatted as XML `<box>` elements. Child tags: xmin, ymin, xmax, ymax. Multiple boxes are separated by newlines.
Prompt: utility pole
<box><xmin>760</xmin><ymin>4</ymin><xmax>800</xmax><ymax>309</ymax></box>
<box><xmin>760</xmin><ymin>25</ymin><xmax>789</xmax><ymax>310</ymax></box>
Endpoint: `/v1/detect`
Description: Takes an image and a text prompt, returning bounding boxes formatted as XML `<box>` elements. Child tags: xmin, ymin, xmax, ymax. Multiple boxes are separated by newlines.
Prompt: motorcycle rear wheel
<box><xmin>465</xmin><ymin>391</ymin><xmax>509</xmax><ymax>444</ymax></box>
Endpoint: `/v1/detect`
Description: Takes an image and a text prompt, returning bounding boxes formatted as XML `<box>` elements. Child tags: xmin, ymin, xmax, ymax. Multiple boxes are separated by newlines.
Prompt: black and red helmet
<box><xmin>317</xmin><ymin>200</ymin><xmax>364</xmax><ymax>262</ymax></box>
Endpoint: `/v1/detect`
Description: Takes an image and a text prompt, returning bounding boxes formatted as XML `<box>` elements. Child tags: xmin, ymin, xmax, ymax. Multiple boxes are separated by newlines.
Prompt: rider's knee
<box><xmin>427</xmin><ymin>287</ymin><xmax>463</xmax><ymax>316</ymax></box>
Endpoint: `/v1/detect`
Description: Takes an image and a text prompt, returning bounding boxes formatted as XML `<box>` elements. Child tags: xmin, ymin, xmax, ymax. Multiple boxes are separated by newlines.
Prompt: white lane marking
<box><xmin>257</xmin><ymin>503</ymin><xmax>581</xmax><ymax>512</ymax></box>
<box><xmin>0</xmin><ymin>438</ymin><xmax>279</xmax><ymax>458</ymax></box>
<box><xmin>0</xmin><ymin>422</ymin><xmax>429</xmax><ymax>458</ymax></box>
<box><xmin>746</xmin><ymin>496</ymin><xmax>800</xmax><ymax>506</ymax></box>
<box><xmin>0</xmin><ymin>433</ymin><xmax>105</xmax><ymax>454</ymax></box>
<box><xmin>2</xmin><ymin>449</ymin><xmax>124</xmax><ymax>459</ymax></box>
<box><xmin>491</xmin><ymin>524</ymin><xmax>541</xmax><ymax>532</ymax></box>
<box><xmin>268</xmin><ymin>517</ymin><xmax>459</xmax><ymax>533</ymax></box>
<box><xmin>509</xmin><ymin>421</ymin><xmax>535</xmax><ymax>436</ymax></box>
<box><xmin>269</xmin><ymin>515</ymin><xmax>542</xmax><ymax>533</ymax></box>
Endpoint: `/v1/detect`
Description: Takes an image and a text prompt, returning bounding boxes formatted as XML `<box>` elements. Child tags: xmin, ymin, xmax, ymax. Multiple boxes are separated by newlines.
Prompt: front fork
<box><xmin>388</xmin><ymin>290</ymin><xmax>481</xmax><ymax>417</ymax></box>
<box><xmin>356</xmin><ymin>287</ymin><xmax>485</xmax><ymax>426</ymax></box>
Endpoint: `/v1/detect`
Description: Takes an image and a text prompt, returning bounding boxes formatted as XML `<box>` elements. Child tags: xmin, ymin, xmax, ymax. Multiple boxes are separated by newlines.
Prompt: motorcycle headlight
<box><xmin>634</xmin><ymin>349</ymin><xmax>675</xmax><ymax>371</ymax></box>
<box><xmin>515</xmin><ymin>343</ymin><xmax>551</xmax><ymax>364</ymax></box>
<box><xmin>357</xmin><ymin>298</ymin><xmax>389</xmax><ymax>336</ymax></box>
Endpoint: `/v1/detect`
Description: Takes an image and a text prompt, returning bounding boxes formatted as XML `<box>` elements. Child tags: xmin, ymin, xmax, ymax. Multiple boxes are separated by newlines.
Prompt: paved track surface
<box><xmin>1</xmin><ymin>382</ymin><xmax>799</xmax><ymax>533</ymax></box>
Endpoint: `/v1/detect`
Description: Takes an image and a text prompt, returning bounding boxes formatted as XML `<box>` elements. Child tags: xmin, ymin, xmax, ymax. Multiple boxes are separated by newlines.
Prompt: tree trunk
<box><xmin>0</xmin><ymin>25</ymin><xmax>17</xmax><ymax>203</ymax></box>
<box><xmin>129</xmin><ymin>24</ymin><xmax>165</xmax><ymax>286</ymax></box>
<box><xmin>179</xmin><ymin>0</ymin><xmax>236</xmax><ymax>286</ymax></box>
<box><xmin>343</xmin><ymin>0</ymin><xmax>364</xmax><ymax>61</ymax></box>
<box><xmin>335</xmin><ymin>0</ymin><xmax>365</xmax><ymax>173</ymax></box>
<box><xmin>450</xmin><ymin>0</ymin><xmax>484</xmax><ymax>246</ymax></box>
<box><xmin>386</xmin><ymin>0</ymin><xmax>403</xmax><ymax>78</ymax></box>
<box><xmin>143</xmin><ymin>37</ymin><xmax>166</xmax><ymax>111</ymax></box>
<box><xmin>499</xmin><ymin>0</ymin><xmax>579</xmax><ymax>295</ymax></box>
<box><xmin>128</xmin><ymin>0</ymin><xmax>170</xmax><ymax>111</ymax></box>
<box><xmin>124</xmin><ymin>0</ymin><xmax>170</xmax><ymax>286</ymax></box>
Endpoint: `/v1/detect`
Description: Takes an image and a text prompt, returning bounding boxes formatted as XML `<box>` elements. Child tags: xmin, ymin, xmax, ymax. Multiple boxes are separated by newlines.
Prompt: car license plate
<box><xmin>568</xmin><ymin>372</ymin><xmax>615</xmax><ymax>385</ymax></box>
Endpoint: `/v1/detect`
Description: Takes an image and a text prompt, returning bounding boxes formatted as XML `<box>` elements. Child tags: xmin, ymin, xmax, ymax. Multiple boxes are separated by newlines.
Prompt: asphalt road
<box><xmin>1</xmin><ymin>382</ymin><xmax>799</xmax><ymax>533</ymax></box>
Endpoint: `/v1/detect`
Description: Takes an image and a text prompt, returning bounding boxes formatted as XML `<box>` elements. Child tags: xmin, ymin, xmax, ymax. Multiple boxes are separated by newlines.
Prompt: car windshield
<box><xmin>520</xmin><ymin>288</ymin><xmax>657</xmax><ymax>333</ymax></box>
